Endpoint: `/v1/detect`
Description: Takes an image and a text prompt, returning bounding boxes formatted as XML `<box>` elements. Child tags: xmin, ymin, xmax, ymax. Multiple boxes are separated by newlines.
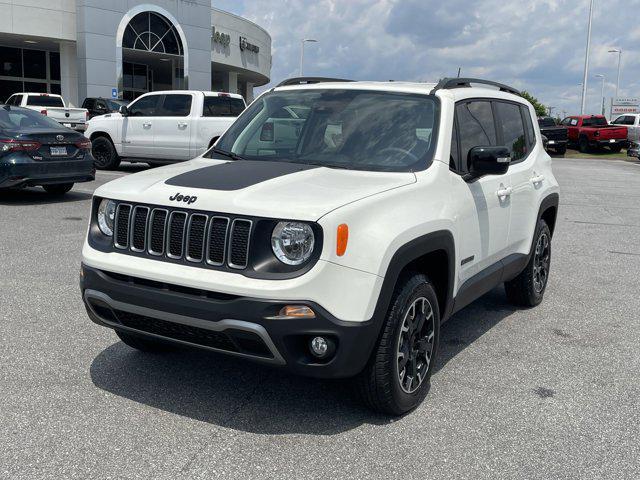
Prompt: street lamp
<box><xmin>595</xmin><ymin>74</ymin><xmax>606</xmax><ymax>115</ymax></box>
<box><xmin>580</xmin><ymin>0</ymin><xmax>594</xmax><ymax>114</ymax></box>
<box><xmin>299</xmin><ymin>39</ymin><xmax>318</xmax><ymax>76</ymax></box>
<box><xmin>608</xmin><ymin>48</ymin><xmax>622</xmax><ymax>100</ymax></box>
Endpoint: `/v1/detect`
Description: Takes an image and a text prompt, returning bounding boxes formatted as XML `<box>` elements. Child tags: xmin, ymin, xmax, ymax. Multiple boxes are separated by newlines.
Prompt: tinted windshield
<box><xmin>0</xmin><ymin>106</ymin><xmax>64</xmax><ymax>130</ymax></box>
<box><xmin>582</xmin><ymin>117</ymin><xmax>608</xmax><ymax>127</ymax></box>
<box><xmin>211</xmin><ymin>89</ymin><xmax>439</xmax><ymax>172</ymax></box>
<box><xmin>538</xmin><ymin>117</ymin><xmax>557</xmax><ymax>127</ymax></box>
<box><xmin>26</xmin><ymin>95</ymin><xmax>64</xmax><ymax>107</ymax></box>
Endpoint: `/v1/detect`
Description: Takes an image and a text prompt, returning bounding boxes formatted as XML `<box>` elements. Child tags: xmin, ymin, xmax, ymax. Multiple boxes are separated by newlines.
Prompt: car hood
<box><xmin>95</xmin><ymin>158</ymin><xmax>416</xmax><ymax>220</ymax></box>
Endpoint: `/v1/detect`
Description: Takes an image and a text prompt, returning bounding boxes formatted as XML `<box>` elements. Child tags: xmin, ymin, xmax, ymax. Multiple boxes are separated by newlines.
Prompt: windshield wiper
<box><xmin>210</xmin><ymin>147</ymin><xmax>245</xmax><ymax>161</ymax></box>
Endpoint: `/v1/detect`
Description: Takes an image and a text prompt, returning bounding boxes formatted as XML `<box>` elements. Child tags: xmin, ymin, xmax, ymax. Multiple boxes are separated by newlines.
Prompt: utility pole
<box><xmin>580</xmin><ymin>0</ymin><xmax>595</xmax><ymax>114</ymax></box>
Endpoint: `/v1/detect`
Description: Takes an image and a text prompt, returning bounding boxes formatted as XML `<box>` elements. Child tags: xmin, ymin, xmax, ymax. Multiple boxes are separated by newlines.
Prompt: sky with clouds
<box><xmin>214</xmin><ymin>0</ymin><xmax>640</xmax><ymax>117</ymax></box>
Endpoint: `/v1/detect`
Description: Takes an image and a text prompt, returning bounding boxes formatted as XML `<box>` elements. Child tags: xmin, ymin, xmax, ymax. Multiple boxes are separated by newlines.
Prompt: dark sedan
<box><xmin>0</xmin><ymin>105</ymin><xmax>95</xmax><ymax>194</ymax></box>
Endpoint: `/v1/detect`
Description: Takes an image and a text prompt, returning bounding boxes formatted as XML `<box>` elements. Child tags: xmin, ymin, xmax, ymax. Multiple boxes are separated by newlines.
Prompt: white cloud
<box><xmin>217</xmin><ymin>0</ymin><xmax>640</xmax><ymax>115</ymax></box>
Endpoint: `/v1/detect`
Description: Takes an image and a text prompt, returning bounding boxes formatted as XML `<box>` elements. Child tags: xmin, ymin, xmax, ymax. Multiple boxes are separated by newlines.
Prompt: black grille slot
<box><xmin>148</xmin><ymin>209</ymin><xmax>167</xmax><ymax>255</ymax></box>
<box><xmin>131</xmin><ymin>207</ymin><xmax>149</xmax><ymax>251</ymax></box>
<box><xmin>167</xmin><ymin>212</ymin><xmax>187</xmax><ymax>258</ymax></box>
<box><xmin>114</xmin><ymin>204</ymin><xmax>131</xmax><ymax>248</ymax></box>
<box><xmin>113</xmin><ymin>309</ymin><xmax>239</xmax><ymax>352</ymax></box>
<box><xmin>206</xmin><ymin>217</ymin><xmax>229</xmax><ymax>265</ymax></box>
<box><xmin>229</xmin><ymin>219</ymin><xmax>251</xmax><ymax>268</ymax></box>
<box><xmin>187</xmin><ymin>214</ymin><xmax>207</xmax><ymax>262</ymax></box>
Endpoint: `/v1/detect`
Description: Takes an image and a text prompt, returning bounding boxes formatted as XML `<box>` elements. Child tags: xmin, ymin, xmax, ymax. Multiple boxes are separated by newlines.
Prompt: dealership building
<box><xmin>0</xmin><ymin>0</ymin><xmax>272</xmax><ymax>105</ymax></box>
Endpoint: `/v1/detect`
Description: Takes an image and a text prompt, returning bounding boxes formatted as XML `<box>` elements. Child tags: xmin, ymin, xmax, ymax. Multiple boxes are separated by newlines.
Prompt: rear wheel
<box><xmin>42</xmin><ymin>183</ymin><xmax>73</xmax><ymax>195</ymax></box>
<box><xmin>578</xmin><ymin>136</ymin><xmax>589</xmax><ymax>153</ymax></box>
<box><xmin>92</xmin><ymin>136</ymin><xmax>121</xmax><ymax>170</ymax></box>
<box><xmin>505</xmin><ymin>219</ymin><xmax>552</xmax><ymax>307</ymax></box>
<box><xmin>357</xmin><ymin>273</ymin><xmax>439</xmax><ymax>415</ymax></box>
<box><xmin>116</xmin><ymin>330</ymin><xmax>175</xmax><ymax>353</ymax></box>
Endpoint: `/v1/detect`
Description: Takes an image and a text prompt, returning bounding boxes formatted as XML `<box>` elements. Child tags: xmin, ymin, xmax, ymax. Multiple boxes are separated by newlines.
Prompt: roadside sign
<box><xmin>611</xmin><ymin>97</ymin><xmax>640</xmax><ymax>116</ymax></box>
<box><xmin>111</xmin><ymin>88</ymin><xmax>118</xmax><ymax>99</ymax></box>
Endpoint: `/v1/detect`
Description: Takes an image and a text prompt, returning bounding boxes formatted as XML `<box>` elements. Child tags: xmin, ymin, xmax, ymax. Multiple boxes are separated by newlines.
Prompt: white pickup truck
<box><xmin>611</xmin><ymin>113</ymin><xmax>640</xmax><ymax>143</ymax></box>
<box><xmin>5</xmin><ymin>92</ymin><xmax>88</xmax><ymax>132</ymax></box>
<box><xmin>84</xmin><ymin>90</ymin><xmax>246</xmax><ymax>169</ymax></box>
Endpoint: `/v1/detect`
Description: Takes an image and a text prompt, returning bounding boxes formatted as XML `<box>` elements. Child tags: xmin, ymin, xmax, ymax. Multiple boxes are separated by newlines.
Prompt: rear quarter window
<box><xmin>203</xmin><ymin>97</ymin><xmax>246</xmax><ymax>117</ymax></box>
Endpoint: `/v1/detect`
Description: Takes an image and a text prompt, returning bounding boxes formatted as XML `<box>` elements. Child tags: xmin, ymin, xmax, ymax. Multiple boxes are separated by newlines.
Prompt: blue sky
<box><xmin>214</xmin><ymin>0</ymin><xmax>640</xmax><ymax>116</ymax></box>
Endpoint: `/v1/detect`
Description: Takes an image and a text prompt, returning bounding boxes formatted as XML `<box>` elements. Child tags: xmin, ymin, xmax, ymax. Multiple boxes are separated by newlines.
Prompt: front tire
<box><xmin>505</xmin><ymin>219</ymin><xmax>552</xmax><ymax>307</ymax></box>
<box><xmin>578</xmin><ymin>136</ymin><xmax>589</xmax><ymax>153</ymax></box>
<box><xmin>42</xmin><ymin>183</ymin><xmax>73</xmax><ymax>195</ymax></box>
<box><xmin>92</xmin><ymin>136</ymin><xmax>121</xmax><ymax>170</ymax></box>
<box><xmin>116</xmin><ymin>330</ymin><xmax>175</xmax><ymax>353</ymax></box>
<box><xmin>358</xmin><ymin>273</ymin><xmax>440</xmax><ymax>415</ymax></box>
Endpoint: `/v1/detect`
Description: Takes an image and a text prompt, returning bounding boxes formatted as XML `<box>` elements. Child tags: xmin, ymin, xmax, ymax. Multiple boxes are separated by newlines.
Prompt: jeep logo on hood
<box><xmin>169</xmin><ymin>192</ymin><xmax>197</xmax><ymax>205</ymax></box>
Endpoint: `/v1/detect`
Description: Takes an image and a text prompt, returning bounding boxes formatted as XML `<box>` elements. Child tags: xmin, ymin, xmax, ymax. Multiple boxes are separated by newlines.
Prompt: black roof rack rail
<box><xmin>430</xmin><ymin>77</ymin><xmax>521</xmax><ymax>96</ymax></box>
<box><xmin>275</xmin><ymin>77</ymin><xmax>354</xmax><ymax>88</ymax></box>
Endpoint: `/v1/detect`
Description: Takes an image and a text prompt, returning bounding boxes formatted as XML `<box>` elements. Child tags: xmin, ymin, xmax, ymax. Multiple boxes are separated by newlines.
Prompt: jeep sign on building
<box><xmin>0</xmin><ymin>0</ymin><xmax>271</xmax><ymax>105</ymax></box>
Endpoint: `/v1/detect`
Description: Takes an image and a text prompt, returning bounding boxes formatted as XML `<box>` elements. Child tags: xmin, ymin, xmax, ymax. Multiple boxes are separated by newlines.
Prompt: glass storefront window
<box><xmin>23</xmin><ymin>49</ymin><xmax>47</xmax><ymax>79</ymax></box>
<box><xmin>49</xmin><ymin>52</ymin><xmax>60</xmax><ymax>81</ymax></box>
<box><xmin>0</xmin><ymin>80</ymin><xmax>23</xmax><ymax>103</ymax></box>
<box><xmin>0</xmin><ymin>47</ymin><xmax>22</xmax><ymax>77</ymax></box>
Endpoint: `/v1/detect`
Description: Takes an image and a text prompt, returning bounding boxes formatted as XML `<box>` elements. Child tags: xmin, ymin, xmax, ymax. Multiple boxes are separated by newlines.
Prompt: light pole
<box><xmin>595</xmin><ymin>74</ymin><xmax>606</xmax><ymax>115</ymax></box>
<box><xmin>299</xmin><ymin>39</ymin><xmax>317</xmax><ymax>76</ymax></box>
<box><xmin>608</xmin><ymin>48</ymin><xmax>622</xmax><ymax>100</ymax></box>
<box><xmin>548</xmin><ymin>106</ymin><xmax>555</xmax><ymax>117</ymax></box>
<box><xmin>580</xmin><ymin>0</ymin><xmax>594</xmax><ymax>114</ymax></box>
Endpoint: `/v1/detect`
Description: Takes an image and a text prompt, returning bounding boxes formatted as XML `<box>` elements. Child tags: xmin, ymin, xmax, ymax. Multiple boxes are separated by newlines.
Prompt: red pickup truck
<box><xmin>560</xmin><ymin>115</ymin><xmax>628</xmax><ymax>152</ymax></box>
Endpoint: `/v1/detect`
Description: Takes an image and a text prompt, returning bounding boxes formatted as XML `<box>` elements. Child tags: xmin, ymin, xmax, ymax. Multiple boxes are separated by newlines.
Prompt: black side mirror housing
<box><xmin>468</xmin><ymin>146</ymin><xmax>511</xmax><ymax>178</ymax></box>
<box><xmin>541</xmin><ymin>134</ymin><xmax>549</xmax><ymax>149</ymax></box>
<box><xmin>119</xmin><ymin>105</ymin><xmax>128</xmax><ymax>116</ymax></box>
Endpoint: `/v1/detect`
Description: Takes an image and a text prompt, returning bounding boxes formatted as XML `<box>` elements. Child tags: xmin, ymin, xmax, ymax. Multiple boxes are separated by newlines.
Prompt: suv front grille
<box><xmin>109</xmin><ymin>202</ymin><xmax>253</xmax><ymax>271</ymax></box>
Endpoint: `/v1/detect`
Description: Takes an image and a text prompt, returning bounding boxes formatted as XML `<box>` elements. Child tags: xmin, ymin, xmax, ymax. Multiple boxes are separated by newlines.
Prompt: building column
<box><xmin>245</xmin><ymin>82</ymin><xmax>255</xmax><ymax>102</ymax></box>
<box><xmin>59</xmin><ymin>42</ymin><xmax>79</xmax><ymax>106</ymax></box>
<box><xmin>223</xmin><ymin>71</ymin><xmax>238</xmax><ymax>94</ymax></box>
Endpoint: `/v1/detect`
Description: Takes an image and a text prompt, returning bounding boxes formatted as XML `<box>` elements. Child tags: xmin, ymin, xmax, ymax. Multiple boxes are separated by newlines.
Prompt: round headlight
<box><xmin>97</xmin><ymin>199</ymin><xmax>116</xmax><ymax>236</ymax></box>
<box><xmin>271</xmin><ymin>221</ymin><xmax>315</xmax><ymax>265</ymax></box>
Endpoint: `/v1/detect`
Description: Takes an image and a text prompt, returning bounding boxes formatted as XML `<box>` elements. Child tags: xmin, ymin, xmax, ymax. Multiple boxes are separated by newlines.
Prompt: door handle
<box><xmin>143</xmin><ymin>122</ymin><xmax>152</xmax><ymax>128</ymax></box>
<box><xmin>496</xmin><ymin>186</ymin><xmax>512</xmax><ymax>198</ymax></box>
<box><xmin>531</xmin><ymin>174</ymin><xmax>545</xmax><ymax>184</ymax></box>
<box><xmin>177</xmin><ymin>122</ymin><xmax>188</xmax><ymax>128</ymax></box>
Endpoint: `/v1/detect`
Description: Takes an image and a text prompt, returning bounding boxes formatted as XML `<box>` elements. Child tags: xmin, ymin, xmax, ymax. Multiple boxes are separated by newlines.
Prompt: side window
<box><xmin>625</xmin><ymin>116</ymin><xmax>636</xmax><ymax>125</ymax></box>
<box><xmin>495</xmin><ymin>102</ymin><xmax>528</xmax><ymax>162</ymax></box>
<box><xmin>612</xmin><ymin>116</ymin><xmax>625</xmax><ymax>125</ymax></box>
<box><xmin>521</xmin><ymin>105</ymin><xmax>536</xmax><ymax>149</ymax></box>
<box><xmin>84</xmin><ymin>99</ymin><xmax>96</xmax><ymax>110</ymax></box>
<box><xmin>96</xmin><ymin>100</ymin><xmax>108</xmax><ymax>110</ymax></box>
<box><xmin>455</xmin><ymin>100</ymin><xmax>497</xmax><ymax>173</ymax></box>
<box><xmin>570</xmin><ymin>118</ymin><xmax>578</xmax><ymax>126</ymax></box>
<box><xmin>203</xmin><ymin>97</ymin><xmax>246</xmax><ymax>117</ymax></box>
<box><xmin>128</xmin><ymin>94</ymin><xmax>161</xmax><ymax>116</ymax></box>
<box><xmin>158</xmin><ymin>94</ymin><xmax>192</xmax><ymax>117</ymax></box>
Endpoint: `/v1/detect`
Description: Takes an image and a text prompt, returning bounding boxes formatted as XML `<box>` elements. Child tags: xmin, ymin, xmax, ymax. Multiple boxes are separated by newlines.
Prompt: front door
<box><xmin>122</xmin><ymin>93</ymin><xmax>161</xmax><ymax>158</ymax></box>
<box><xmin>451</xmin><ymin>100</ymin><xmax>512</xmax><ymax>284</ymax></box>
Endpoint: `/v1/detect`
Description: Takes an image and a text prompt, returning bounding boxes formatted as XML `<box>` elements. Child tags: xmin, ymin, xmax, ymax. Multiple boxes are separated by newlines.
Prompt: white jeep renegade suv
<box><xmin>81</xmin><ymin>77</ymin><xmax>560</xmax><ymax>415</ymax></box>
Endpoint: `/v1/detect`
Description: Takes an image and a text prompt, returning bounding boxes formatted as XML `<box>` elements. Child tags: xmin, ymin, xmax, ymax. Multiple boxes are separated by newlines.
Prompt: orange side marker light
<box><xmin>336</xmin><ymin>224</ymin><xmax>349</xmax><ymax>256</ymax></box>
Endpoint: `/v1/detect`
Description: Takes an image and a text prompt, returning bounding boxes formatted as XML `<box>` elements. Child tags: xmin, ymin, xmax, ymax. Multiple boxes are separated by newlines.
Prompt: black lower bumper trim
<box><xmin>80</xmin><ymin>265</ymin><xmax>380</xmax><ymax>378</ymax></box>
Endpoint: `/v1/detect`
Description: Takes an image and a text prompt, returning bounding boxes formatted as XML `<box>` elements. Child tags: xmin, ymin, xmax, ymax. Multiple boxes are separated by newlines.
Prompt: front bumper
<box><xmin>80</xmin><ymin>264</ymin><xmax>381</xmax><ymax>378</ymax></box>
<box><xmin>0</xmin><ymin>155</ymin><xmax>95</xmax><ymax>188</ymax></box>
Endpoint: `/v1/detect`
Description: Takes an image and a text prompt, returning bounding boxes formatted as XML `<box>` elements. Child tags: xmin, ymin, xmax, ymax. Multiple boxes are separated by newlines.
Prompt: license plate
<box><xmin>609</xmin><ymin>139</ymin><xmax>616</xmax><ymax>143</ymax></box>
<box><xmin>50</xmin><ymin>146</ymin><xmax>67</xmax><ymax>156</ymax></box>
<box><xmin>548</xmin><ymin>140</ymin><xmax>555</xmax><ymax>145</ymax></box>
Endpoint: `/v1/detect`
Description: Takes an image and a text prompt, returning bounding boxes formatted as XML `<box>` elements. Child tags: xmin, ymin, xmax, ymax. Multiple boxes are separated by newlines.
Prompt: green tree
<box><xmin>520</xmin><ymin>91</ymin><xmax>548</xmax><ymax>117</ymax></box>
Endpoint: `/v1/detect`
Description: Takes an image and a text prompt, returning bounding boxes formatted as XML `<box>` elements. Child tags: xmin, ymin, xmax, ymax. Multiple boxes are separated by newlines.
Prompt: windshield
<box><xmin>582</xmin><ymin>116</ymin><xmax>608</xmax><ymax>127</ymax></box>
<box><xmin>210</xmin><ymin>89</ymin><xmax>439</xmax><ymax>172</ymax></box>
<box><xmin>538</xmin><ymin>117</ymin><xmax>557</xmax><ymax>127</ymax></box>
<box><xmin>0</xmin><ymin>106</ymin><xmax>65</xmax><ymax>130</ymax></box>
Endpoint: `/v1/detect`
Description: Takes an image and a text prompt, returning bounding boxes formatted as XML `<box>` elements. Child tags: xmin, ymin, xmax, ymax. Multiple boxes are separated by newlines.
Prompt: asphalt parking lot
<box><xmin>1</xmin><ymin>157</ymin><xmax>639</xmax><ymax>479</ymax></box>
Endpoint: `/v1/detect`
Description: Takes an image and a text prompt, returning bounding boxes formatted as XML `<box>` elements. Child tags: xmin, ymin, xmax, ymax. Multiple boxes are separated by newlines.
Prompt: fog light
<box><xmin>310</xmin><ymin>336</ymin><xmax>329</xmax><ymax>357</ymax></box>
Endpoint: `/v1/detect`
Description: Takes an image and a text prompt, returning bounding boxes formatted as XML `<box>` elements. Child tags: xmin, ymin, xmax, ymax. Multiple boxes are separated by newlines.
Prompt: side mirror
<box><xmin>541</xmin><ymin>134</ymin><xmax>549</xmax><ymax>149</ymax></box>
<box><xmin>119</xmin><ymin>105</ymin><xmax>128</xmax><ymax>116</ymax></box>
<box><xmin>468</xmin><ymin>146</ymin><xmax>511</xmax><ymax>178</ymax></box>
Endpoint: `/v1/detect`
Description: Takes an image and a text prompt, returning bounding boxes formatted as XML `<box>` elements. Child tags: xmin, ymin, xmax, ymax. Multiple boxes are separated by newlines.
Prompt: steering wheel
<box><xmin>379</xmin><ymin>147</ymin><xmax>419</xmax><ymax>163</ymax></box>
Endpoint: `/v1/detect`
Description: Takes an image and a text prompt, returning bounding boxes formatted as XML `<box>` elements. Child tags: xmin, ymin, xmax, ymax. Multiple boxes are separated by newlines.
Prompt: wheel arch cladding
<box><xmin>538</xmin><ymin>193</ymin><xmax>559</xmax><ymax>237</ymax></box>
<box><xmin>374</xmin><ymin>230</ymin><xmax>455</xmax><ymax>324</ymax></box>
<box><xmin>90</xmin><ymin>132</ymin><xmax>113</xmax><ymax>143</ymax></box>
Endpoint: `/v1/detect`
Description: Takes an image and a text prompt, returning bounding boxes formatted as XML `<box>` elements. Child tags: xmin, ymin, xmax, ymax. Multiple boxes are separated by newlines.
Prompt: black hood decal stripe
<box><xmin>164</xmin><ymin>160</ymin><xmax>319</xmax><ymax>191</ymax></box>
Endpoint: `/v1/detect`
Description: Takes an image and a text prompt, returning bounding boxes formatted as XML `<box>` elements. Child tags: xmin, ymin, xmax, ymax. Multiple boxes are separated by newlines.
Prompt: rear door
<box><xmin>153</xmin><ymin>94</ymin><xmax>194</xmax><ymax>160</ymax></box>
<box><xmin>496</xmin><ymin>101</ymin><xmax>539</xmax><ymax>254</ymax></box>
<box><xmin>451</xmin><ymin>99</ymin><xmax>512</xmax><ymax>283</ymax></box>
<box><xmin>122</xmin><ymin>93</ymin><xmax>161</xmax><ymax>158</ymax></box>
